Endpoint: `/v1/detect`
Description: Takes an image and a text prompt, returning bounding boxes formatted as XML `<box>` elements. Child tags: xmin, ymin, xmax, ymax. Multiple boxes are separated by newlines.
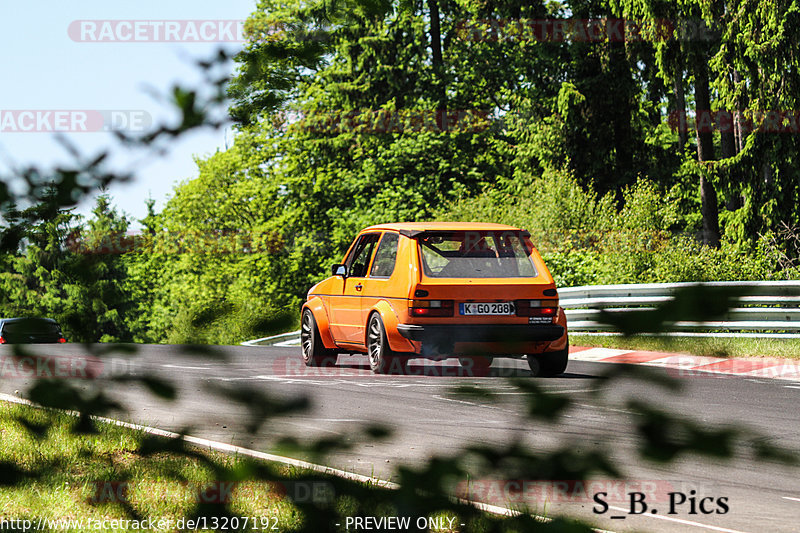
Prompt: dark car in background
<box><xmin>0</xmin><ymin>318</ymin><xmax>67</xmax><ymax>344</ymax></box>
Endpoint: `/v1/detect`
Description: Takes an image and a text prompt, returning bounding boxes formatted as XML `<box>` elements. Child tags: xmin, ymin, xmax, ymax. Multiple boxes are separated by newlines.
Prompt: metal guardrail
<box><xmin>241</xmin><ymin>330</ymin><xmax>301</xmax><ymax>347</ymax></box>
<box><xmin>241</xmin><ymin>281</ymin><xmax>800</xmax><ymax>345</ymax></box>
<box><xmin>560</xmin><ymin>281</ymin><xmax>800</xmax><ymax>337</ymax></box>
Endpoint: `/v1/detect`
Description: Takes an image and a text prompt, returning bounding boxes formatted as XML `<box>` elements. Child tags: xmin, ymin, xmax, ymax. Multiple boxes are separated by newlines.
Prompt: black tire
<box><xmin>527</xmin><ymin>343</ymin><xmax>569</xmax><ymax>377</ymax></box>
<box><xmin>366</xmin><ymin>313</ymin><xmax>404</xmax><ymax>374</ymax></box>
<box><xmin>458</xmin><ymin>356</ymin><xmax>493</xmax><ymax>376</ymax></box>
<box><xmin>300</xmin><ymin>308</ymin><xmax>337</xmax><ymax>367</ymax></box>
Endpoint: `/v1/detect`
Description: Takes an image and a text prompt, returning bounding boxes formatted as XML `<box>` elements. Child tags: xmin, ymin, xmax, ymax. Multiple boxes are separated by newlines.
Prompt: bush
<box><xmin>436</xmin><ymin>169</ymin><xmax>615</xmax><ymax>253</ymax></box>
<box><xmin>166</xmin><ymin>299</ymin><xmax>297</xmax><ymax>345</ymax></box>
<box><xmin>541</xmin><ymin>250</ymin><xmax>602</xmax><ymax>287</ymax></box>
<box><xmin>437</xmin><ymin>174</ymin><xmax>795</xmax><ymax>287</ymax></box>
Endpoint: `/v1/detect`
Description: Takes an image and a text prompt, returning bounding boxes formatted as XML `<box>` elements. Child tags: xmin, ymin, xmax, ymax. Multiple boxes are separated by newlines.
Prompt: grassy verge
<box><xmin>0</xmin><ymin>402</ymin><xmax>309</xmax><ymax>531</ymax></box>
<box><xmin>0</xmin><ymin>401</ymin><xmax>518</xmax><ymax>532</ymax></box>
<box><xmin>571</xmin><ymin>334</ymin><xmax>800</xmax><ymax>360</ymax></box>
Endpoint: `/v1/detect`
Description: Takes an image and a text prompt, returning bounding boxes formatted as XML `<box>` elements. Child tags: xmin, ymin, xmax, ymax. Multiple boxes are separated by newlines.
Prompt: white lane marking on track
<box><xmin>542</xmin><ymin>388</ymin><xmax>598</xmax><ymax>394</ymax></box>
<box><xmin>432</xmin><ymin>395</ymin><xmax>506</xmax><ymax>411</ymax></box>
<box><xmin>783</xmin><ymin>386</ymin><xmax>800</xmax><ymax>390</ymax></box>
<box><xmin>782</xmin><ymin>496</ymin><xmax>800</xmax><ymax>502</ymax></box>
<box><xmin>606</xmin><ymin>505</ymin><xmax>750</xmax><ymax>533</ymax></box>
<box><xmin>491</xmin><ymin>388</ymin><xmax>598</xmax><ymax>395</ymax></box>
<box><xmin>575</xmin><ymin>403</ymin><xmax>636</xmax><ymax>415</ymax></box>
<box><xmin>161</xmin><ymin>364</ymin><xmax>211</xmax><ymax>370</ymax></box>
<box><xmin>252</xmin><ymin>376</ymin><xmax>462</xmax><ymax>388</ymax></box>
<box><xmin>220</xmin><ymin>375</ymin><xmax>595</xmax><ymax>398</ymax></box>
<box><xmin>245</xmin><ymin>375</ymin><xmax>527</xmax><ymax>390</ymax></box>
<box><xmin>283</xmin><ymin>420</ymin><xmax>357</xmax><ymax>436</ymax></box>
<box><xmin>569</xmin><ymin>348</ymin><xmax>635</xmax><ymax>361</ymax></box>
<box><xmin>644</xmin><ymin>356</ymin><xmax>725</xmax><ymax>368</ymax></box>
<box><xmin>295</xmin><ymin>418</ymin><xmax>369</xmax><ymax>422</ymax></box>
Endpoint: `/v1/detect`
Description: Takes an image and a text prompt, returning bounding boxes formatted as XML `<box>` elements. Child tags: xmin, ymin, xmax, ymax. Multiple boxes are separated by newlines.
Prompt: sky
<box><xmin>0</xmin><ymin>0</ymin><xmax>258</xmax><ymax>226</ymax></box>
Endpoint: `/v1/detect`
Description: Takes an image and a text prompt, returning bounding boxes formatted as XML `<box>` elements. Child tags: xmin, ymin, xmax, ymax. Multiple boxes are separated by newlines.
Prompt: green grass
<box><xmin>0</xmin><ymin>402</ymin><xmax>308</xmax><ymax>531</ymax></box>
<box><xmin>571</xmin><ymin>334</ymin><xmax>800</xmax><ymax>360</ymax></box>
<box><xmin>0</xmin><ymin>402</ymin><xmax>507</xmax><ymax>532</ymax></box>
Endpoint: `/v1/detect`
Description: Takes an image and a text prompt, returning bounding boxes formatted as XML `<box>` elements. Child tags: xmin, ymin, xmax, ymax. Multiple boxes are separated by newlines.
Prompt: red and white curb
<box><xmin>570</xmin><ymin>347</ymin><xmax>800</xmax><ymax>381</ymax></box>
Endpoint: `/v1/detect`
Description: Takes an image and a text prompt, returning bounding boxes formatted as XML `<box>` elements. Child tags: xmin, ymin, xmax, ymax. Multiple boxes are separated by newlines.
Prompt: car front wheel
<box><xmin>301</xmin><ymin>308</ymin><xmax>337</xmax><ymax>367</ymax></box>
<box><xmin>527</xmin><ymin>343</ymin><xmax>569</xmax><ymax>377</ymax></box>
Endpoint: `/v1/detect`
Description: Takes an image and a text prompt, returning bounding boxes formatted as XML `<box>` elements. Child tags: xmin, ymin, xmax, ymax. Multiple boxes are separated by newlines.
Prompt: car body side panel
<box><xmin>329</xmin><ymin>276</ymin><xmax>368</xmax><ymax>345</ymax></box>
<box><xmin>317</xmin><ymin>276</ymin><xmax>347</xmax><ymax>342</ymax></box>
<box><xmin>328</xmin><ymin>232</ymin><xmax>382</xmax><ymax>345</ymax></box>
<box><xmin>544</xmin><ymin>307</ymin><xmax>569</xmax><ymax>352</ymax></box>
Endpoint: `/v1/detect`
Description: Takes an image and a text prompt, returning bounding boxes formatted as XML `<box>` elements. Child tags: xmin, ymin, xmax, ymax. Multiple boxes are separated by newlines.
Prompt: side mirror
<box><xmin>331</xmin><ymin>264</ymin><xmax>347</xmax><ymax>277</ymax></box>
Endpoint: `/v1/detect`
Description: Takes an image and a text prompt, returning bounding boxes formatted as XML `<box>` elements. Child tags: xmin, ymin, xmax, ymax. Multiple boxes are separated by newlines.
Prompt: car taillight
<box><xmin>409</xmin><ymin>299</ymin><xmax>454</xmax><ymax>317</ymax></box>
<box><xmin>58</xmin><ymin>337</ymin><xmax>67</xmax><ymax>343</ymax></box>
<box><xmin>0</xmin><ymin>336</ymin><xmax>5</xmax><ymax>344</ymax></box>
<box><xmin>516</xmin><ymin>300</ymin><xmax>558</xmax><ymax>317</ymax></box>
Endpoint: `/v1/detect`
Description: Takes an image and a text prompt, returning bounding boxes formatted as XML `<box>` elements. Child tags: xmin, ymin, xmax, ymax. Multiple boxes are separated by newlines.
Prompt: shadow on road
<box><xmin>332</xmin><ymin>360</ymin><xmax>597</xmax><ymax>379</ymax></box>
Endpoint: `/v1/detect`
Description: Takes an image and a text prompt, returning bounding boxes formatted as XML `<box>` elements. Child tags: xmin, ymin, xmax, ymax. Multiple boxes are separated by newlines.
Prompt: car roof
<box><xmin>363</xmin><ymin>222</ymin><xmax>523</xmax><ymax>234</ymax></box>
<box><xmin>0</xmin><ymin>317</ymin><xmax>58</xmax><ymax>323</ymax></box>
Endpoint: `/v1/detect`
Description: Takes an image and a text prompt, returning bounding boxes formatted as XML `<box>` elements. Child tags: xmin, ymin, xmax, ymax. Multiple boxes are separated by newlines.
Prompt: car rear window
<box><xmin>417</xmin><ymin>231</ymin><xmax>538</xmax><ymax>278</ymax></box>
<box><xmin>2</xmin><ymin>319</ymin><xmax>61</xmax><ymax>335</ymax></box>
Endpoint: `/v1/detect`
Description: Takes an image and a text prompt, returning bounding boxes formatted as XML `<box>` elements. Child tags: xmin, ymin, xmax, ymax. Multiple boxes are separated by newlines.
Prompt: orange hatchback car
<box><xmin>300</xmin><ymin>222</ymin><xmax>569</xmax><ymax>376</ymax></box>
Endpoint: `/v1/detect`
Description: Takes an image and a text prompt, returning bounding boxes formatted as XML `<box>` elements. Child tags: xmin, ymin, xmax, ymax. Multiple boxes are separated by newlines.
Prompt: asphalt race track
<box><xmin>1</xmin><ymin>343</ymin><xmax>799</xmax><ymax>532</ymax></box>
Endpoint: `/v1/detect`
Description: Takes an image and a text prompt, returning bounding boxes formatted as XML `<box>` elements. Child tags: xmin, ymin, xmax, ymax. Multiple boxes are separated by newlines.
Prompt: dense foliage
<box><xmin>3</xmin><ymin>0</ymin><xmax>800</xmax><ymax>343</ymax></box>
<box><xmin>2</xmin><ymin>5</ymin><xmax>800</xmax><ymax>533</ymax></box>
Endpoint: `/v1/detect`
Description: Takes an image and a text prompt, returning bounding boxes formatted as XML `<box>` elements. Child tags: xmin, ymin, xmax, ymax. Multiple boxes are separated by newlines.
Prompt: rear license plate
<box><xmin>459</xmin><ymin>302</ymin><xmax>516</xmax><ymax>315</ymax></box>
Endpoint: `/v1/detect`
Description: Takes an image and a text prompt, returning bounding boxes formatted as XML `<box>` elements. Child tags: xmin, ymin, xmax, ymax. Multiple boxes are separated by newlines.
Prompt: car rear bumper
<box><xmin>396</xmin><ymin>323</ymin><xmax>565</xmax><ymax>343</ymax></box>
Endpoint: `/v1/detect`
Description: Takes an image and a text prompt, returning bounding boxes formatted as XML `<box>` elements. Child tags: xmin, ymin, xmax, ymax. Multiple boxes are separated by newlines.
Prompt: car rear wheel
<box><xmin>301</xmin><ymin>308</ymin><xmax>338</xmax><ymax>367</ymax></box>
<box><xmin>527</xmin><ymin>343</ymin><xmax>568</xmax><ymax>377</ymax></box>
<box><xmin>458</xmin><ymin>356</ymin><xmax>493</xmax><ymax>376</ymax></box>
<box><xmin>366</xmin><ymin>313</ymin><xmax>405</xmax><ymax>374</ymax></box>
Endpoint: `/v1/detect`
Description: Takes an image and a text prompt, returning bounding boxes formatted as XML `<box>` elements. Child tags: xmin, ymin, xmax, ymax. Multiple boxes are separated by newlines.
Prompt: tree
<box><xmin>0</xmin><ymin>194</ymin><xmax>133</xmax><ymax>342</ymax></box>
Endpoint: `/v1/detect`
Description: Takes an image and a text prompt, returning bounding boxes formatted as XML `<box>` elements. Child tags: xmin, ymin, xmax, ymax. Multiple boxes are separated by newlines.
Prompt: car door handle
<box><xmin>355</xmin><ymin>284</ymin><xmax>363</xmax><ymax>291</ymax></box>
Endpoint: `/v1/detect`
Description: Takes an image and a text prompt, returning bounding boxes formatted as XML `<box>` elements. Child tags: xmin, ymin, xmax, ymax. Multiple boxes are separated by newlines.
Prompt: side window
<box><xmin>345</xmin><ymin>234</ymin><xmax>380</xmax><ymax>278</ymax></box>
<box><xmin>370</xmin><ymin>232</ymin><xmax>399</xmax><ymax>278</ymax></box>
